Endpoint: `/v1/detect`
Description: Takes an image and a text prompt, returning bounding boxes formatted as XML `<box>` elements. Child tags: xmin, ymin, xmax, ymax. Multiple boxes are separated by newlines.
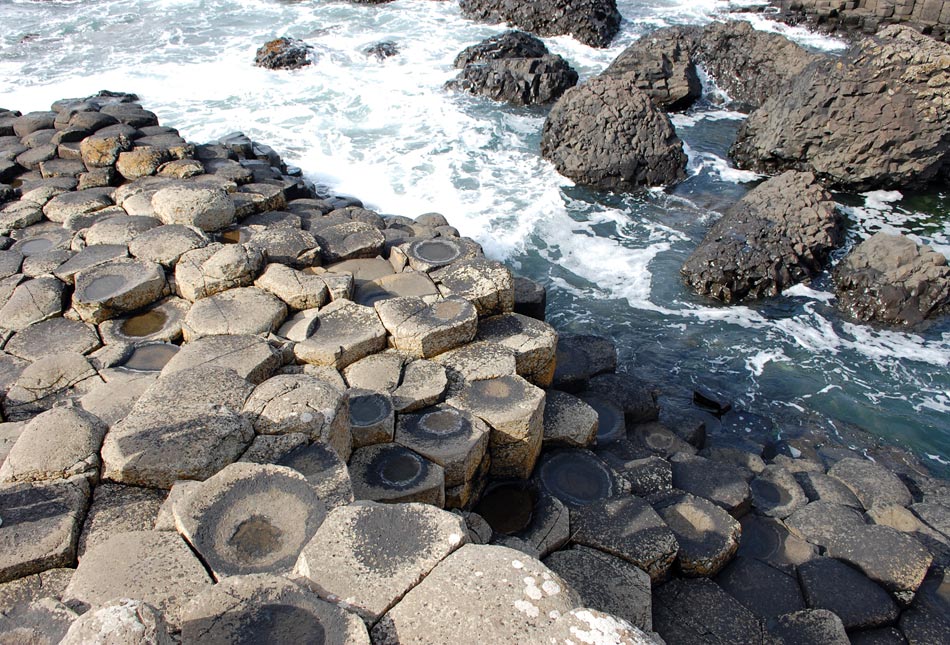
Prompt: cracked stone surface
<box><xmin>72</xmin><ymin>258</ymin><xmax>167</xmax><ymax>324</ymax></box>
<box><xmin>395</xmin><ymin>404</ymin><xmax>490</xmax><ymax>488</ymax></box>
<box><xmin>375</xmin><ymin>295</ymin><xmax>478</xmax><ymax>359</ymax></box>
<box><xmin>431</xmin><ymin>258</ymin><xmax>514</xmax><ymax>317</ymax></box>
<box><xmin>60</xmin><ymin>599</ymin><xmax>174</xmax><ymax>645</ymax></box>
<box><xmin>254</xmin><ymin>262</ymin><xmax>329</xmax><ymax>311</ymax></box>
<box><xmin>181</xmin><ymin>286</ymin><xmax>287</xmax><ymax>341</ymax></box>
<box><xmin>0</xmin><ymin>276</ymin><xmax>66</xmax><ymax>331</ymax></box>
<box><xmin>293</xmin><ymin>299</ymin><xmax>388</xmax><ymax>370</ymax></box>
<box><xmin>0</xmin><ymin>407</ymin><xmax>106</xmax><ymax>483</ymax></box>
<box><xmin>175</xmin><ymin>243</ymin><xmax>264</xmax><ymax>302</ymax></box>
<box><xmin>3</xmin><ymin>351</ymin><xmax>102</xmax><ymax>420</ymax></box>
<box><xmin>160</xmin><ymin>333</ymin><xmax>280</xmax><ymax>385</ymax></box>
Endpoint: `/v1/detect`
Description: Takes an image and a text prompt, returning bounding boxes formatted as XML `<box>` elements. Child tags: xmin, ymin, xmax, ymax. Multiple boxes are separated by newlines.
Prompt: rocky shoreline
<box><xmin>0</xmin><ymin>8</ymin><xmax>949</xmax><ymax>645</ymax></box>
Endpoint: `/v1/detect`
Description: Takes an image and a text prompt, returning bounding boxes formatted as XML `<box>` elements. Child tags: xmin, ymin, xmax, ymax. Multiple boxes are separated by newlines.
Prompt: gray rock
<box><xmin>458</xmin><ymin>0</ymin><xmax>621</xmax><ymax>48</ymax></box>
<box><xmin>354</xmin><ymin>270</ymin><xmax>441</xmax><ymax>307</ymax></box>
<box><xmin>513</xmin><ymin>274</ymin><xmax>546</xmax><ymax>320</ymax></box>
<box><xmin>77</xmin><ymin>481</ymin><xmax>166</xmax><ymax>557</ymax></box>
<box><xmin>98</xmin><ymin>296</ymin><xmax>190</xmax><ymax>345</ymax></box>
<box><xmin>395</xmin><ymin>404</ymin><xmax>490</xmax><ymax>489</ymax></box>
<box><xmin>3</xmin><ymin>352</ymin><xmax>101</xmax><ymax>420</ymax></box>
<box><xmin>375</xmin><ymin>296</ymin><xmax>478</xmax><ymax>358</ymax></box>
<box><xmin>732</xmin><ymin>26</ymin><xmax>950</xmax><ymax>190</ymax></box>
<box><xmin>476</xmin><ymin>312</ymin><xmax>558</xmax><ymax>387</ymax></box>
<box><xmin>347</xmin><ymin>389</ymin><xmax>395</xmax><ymax>448</ymax></box>
<box><xmin>0</xmin><ymin>477</ymin><xmax>89</xmax><ymax>583</ymax></box>
<box><xmin>912</xmin><ymin>502</ymin><xmax>950</xmax><ymax>541</ymax></box>
<box><xmin>0</xmin><ymin>407</ymin><xmax>106</xmax><ymax>483</ymax></box>
<box><xmin>63</xmin><ymin>530</ymin><xmax>212</xmax><ymax>628</ymax></box>
<box><xmin>371</xmin><ymin>543</ymin><xmax>579</xmax><ymax>644</ymax></box>
<box><xmin>652</xmin><ymin>578</ymin><xmax>771</xmax><ymax>645</ymax></box>
<box><xmin>245</xmin><ymin>227</ymin><xmax>321</xmax><ymax>269</ymax></box>
<box><xmin>682</xmin><ymin>171</ymin><xmax>842</xmax><ymax>303</ymax></box>
<box><xmin>794</xmin><ymin>470</ymin><xmax>863</xmax><ymax>508</ymax></box>
<box><xmin>392</xmin><ymin>358</ymin><xmax>448</xmax><ymax>413</ymax></box>
<box><xmin>571</xmin><ymin>496</ymin><xmax>679</xmax><ymax>582</ymax></box>
<box><xmin>0</xmin><ymin>567</ymin><xmax>73</xmax><ymax>616</ymax></box>
<box><xmin>254</xmin><ymin>262</ymin><xmax>329</xmax><ymax>310</ymax></box>
<box><xmin>392</xmin><ymin>237</ymin><xmax>482</xmax><ymax>273</ymax></box>
<box><xmin>540</xmin><ymin>608</ymin><xmax>663</xmax><ymax>645</ymax></box>
<box><xmin>771</xmin><ymin>609</ymin><xmax>849</xmax><ymax>645</ymax></box>
<box><xmin>293</xmin><ymin>299</ymin><xmax>387</xmax><ymax>369</ymax></box>
<box><xmin>610</xmin><ymin>455</ymin><xmax>673</xmax><ymax>498</ymax></box>
<box><xmin>434</xmin><ymin>340</ymin><xmax>518</xmax><ymax>389</ymax></box>
<box><xmin>785</xmin><ymin>501</ymin><xmax>869</xmax><ymax>549</ymax></box>
<box><xmin>0</xmin><ymin>597</ymin><xmax>78</xmax><ymax>645</ymax></box>
<box><xmin>84</xmin><ymin>214</ymin><xmax>160</xmax><ymax>246</ymax></box>
<box><xmin>541</xmin><ymin>75</ymin><xmax>687</xmax><ymax>191</ymax></box>
<box><xmin>181</xmin><ymin>286</ymin><xmax>287</xmax><ymax>340</ymax></box>
<box><xmin>833</xmin><ymin>233</ymin><xmax>950</xmax><ymax>327</ymax></box>
<box><xmin>0</xmin><ymin>276</ymin><xmax>66</xmax><ymax>331</ymax></box>
<box><xmin>343</xmin><ymin>351</ymin><xmax>405</xmax><ymax>392</ymax></box>
<box><xmin>101</xmin><ymin>365</ymin><xmax>255</xmax><ymax>488</ymax></box>
<box><xmin>797</xmin><ymin>556</ymin><xmax>899</xmax><ymax>630</ymax></box>
<box><xmin>542</xmin><ymin>389</ymin><xmax>598</xmax><ymax>448</ymax></box>
<box><xmin>174</xmin><ymin>242</ymin><xmax>264</xmax><ymax>301</ymax></box>
<box><xmin>828</xmin><ymin>457</ymin><xmax>913</xmax><ymax>510</ymax></box>
<box><xmin>535</xmin><ymin>448</ymin><xmax>624</xmax><ymax>507</ymax></box>
<box><xmin>349</xmin><ymin>443</ymin><xmax>445</xmax><ymax>506</ymax></box>
<box><xmin>243</xmin><ymin>373</ymin><xmax>351</xmax><ymax>460</ymax></box>
<box><xmin>716</xmin><ymin>556</ymin><xmax>805</xmax><ymax>621</ymax></box>
<box><xmin>447</xmin><ymin>375</ymin><xmax>545</xmax><ymax>479</ymax></box>
<box><xmin>128</xmin><ymin>223</ymin><xmax>208</xmax><ymax>267</ymax></box>
<box><xmin>80</xmin><ymin>132</ymin><xmax>132</xmax><ymax>168</ymax></box>
<box><xmin>43</xmin><ymin>189</ymin><xmax>113</xmax><ymax>223</ymax></box>
<box><xmin>655</xmin><ymin>493</ymin><xmax>740</xmax><ymax>577</ymax></box>
<box><xmin>173</xmin><ymin>462</ymin><xmax>327</xmax><ymax>579</ymax></box>
<box><xmin>60</xmin><ymin>598</ymin><xmax>174</xmax><ymax>645</ymax></box>
<box><xmin>670</xmin><ymin>453</ymin><xmax>751</xmax><ymax>517</ymax></box>
<box><xmin>151</xmin><ymin>184</ymin><xmax>236</xmax><ymax>232</ymax></box>
<box><xmin>239</xmin><ymin>432</ymin><xmax>309</xmax><ymax>464</ymax></box>
<box><xmin>294</xmin><ymin>501</ymin><xmax>468</xmax><ymax>622</ymax></box>
<box><xmin>5</xmin><ymin>317</ymin><xmax>100</xmax><ymax>361</ymax></box>
<box><xmin>181</xmin><ymin>574</ymin><xmax>368</xmax><ymax>644</ymax></box>
<box><xmin>160</xmin><ymin>333</ymin><xmax>280</xmax><ymax>385</ymax></box>
<box><xmin>254</xmin><ymin>37</ymin><xmax>315</xmax><ymax>69</ymax></box>
<box><xmin>312</xmin><ymin>221</ymin><xmax>384</xmax><ymax>263</ymax></box>
<box><xmin>584</xmin><ymin>372</ymin><xmax>659</xmax><ymax>423</ymax></box>
<box><xmin>53</xmin><ymin>244</ymin><xmax>128</xmax><ymax>283</ymax></box>
<box><xmin>72</xmin><ymin>259</ymin><xmax>167</xmax><ymax>324</ymax></box>
<box><xmin>552</xmin><ymin>334</ymin><xmax>617</xmax><ymax>392</ymax></box>
<box><xmin>276</xmin><ymin>441</ymin><xmax>354</xmax><ymax>511</ymax></box>
<box><xmin>751</xmin><ymin>464</ymin><xmax>808</xmax><ymax>519</ymax></box>
<box><xmin>544</xmin><ymin>545</ymin><xmax>653</xmax><ymax>631</ymax></box>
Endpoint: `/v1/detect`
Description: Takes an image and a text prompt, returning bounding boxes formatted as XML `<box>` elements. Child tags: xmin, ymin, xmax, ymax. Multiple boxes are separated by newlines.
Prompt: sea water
<box><xmin>2</xmin><ymin>0</ymin><xmax>947</xmax><ymax>471</ymax></box>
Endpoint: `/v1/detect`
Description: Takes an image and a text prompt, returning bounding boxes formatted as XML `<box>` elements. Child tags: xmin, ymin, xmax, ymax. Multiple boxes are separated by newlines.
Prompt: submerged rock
<box><xmin>541</xmin><ymin>75</ymin><xmax>687</xmax><ymax>191</ymax></box>
<box><xmin>255</xmin><ymin>37</ymin><xmax>314</xmax><ymax>70</ymax></box>
<box><xmin>458</xmin><ymin>0</ymin><xmax>621</xmax><ymax>48</ymax></box>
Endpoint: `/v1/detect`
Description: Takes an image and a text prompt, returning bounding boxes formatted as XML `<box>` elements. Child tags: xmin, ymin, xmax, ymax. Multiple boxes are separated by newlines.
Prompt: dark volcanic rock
<box><xmin>364</xmin><ymin>41</ymin><xmax>399</xmax><ymax>61</ymax></box>
<box><xmin>834</xmin><ymin>232</ymin><xmax>950</xmax><ymax>327</ymax></box>
<box><xmin>541</xmin><ymin>75</ymin><xmax>687</xmax><ymax>191</ymax></box>
<box><xmin>732</xmin><ymin>26</ymin><xmax>950</xmax><ymax>190</ymax></box>
<box><xmin>603</xmin><ymin>26</ymin><xmax>701</xmax><ymax>112</ymax></box>
<box><xmin>458</xmin><ymin>0</ymin><xmax>621</xmax><ymax>48</ymax></box>
<box><xmin>449</xmin><ymin>32</ymin><xmax>577</xmax><ymax>106</ymax></box>
<box><xmin>255</xmin><ymin>37</ymin><xmax>314</xmax><ymax>70</ymax></box>
<box><xmin>681</xmin><ymin>171</ymin><xmax>842</xmax><ymax>303</ymax></box>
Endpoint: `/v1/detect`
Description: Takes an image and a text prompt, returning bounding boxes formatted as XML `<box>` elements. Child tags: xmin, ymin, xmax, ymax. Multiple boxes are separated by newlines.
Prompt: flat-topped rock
<box><xmin>84</xmin><ymin>214</ymin><xmax>161</xmax><ymax>246</ymax></box>
<box><xmin>293</xmin><ymin>299</ymin><xmax>387</xmax><ymax>369</ymax></box>
<box><xmin>72</xmin><ymin>258</ymin><xmax>166</xmax><ymax>323</ymax></box>
<box><xmin>794</xmin><ymin>470</ymin><xmax>863</xmax><ymax>508</ymax></box>
<box><xmin>181</xmin><ymin>574</ymin><xmax>368</xmax><ymax>644</ymax></box>
<box><xmin>431</xmin><ymin>258</ymin><xmax>514</xmax><ymax>317</ymax></box>
<box><xmin>828</xmin><ymin>456</ymin><xmax>913</xmax><ymax>509</ymax></box>
<box><xmin>392</xmin><ymin>358</ymin><xmax>448</xmax><ymax>413</ymax></box>
<box><xmin>771</xmin><ymin>609</ymin><xmax>849</xmax><ymax>645</ymax></box>
<box><xmin>245</xmin><ymin>227</ymin><xmax>320</xmax><ymax>269</ymax></box>
<box><xmin>63</xmin><ymin>530</ymin><xmax>212</xmax><ymax>628</ymax></box>
<box><xmin>181</xmin><ymin>286</ymin><xmax>286</xmax><ymax>340</ymax></box>
<box><xmin>276</xmin><ymin>441</ymin><xmax>354</xmax><ymax>511</ymax></box>
<box><xmin>0</xmin><ymin>597</ymin><xmax>78</xmax><ymax>645</ymax></box>
<box><xmin>0</xmin><ymin>407</ymin><xmax>106</xmax><ymax>483</ymax></box>
<box><xmin>348</xmin><ymin>443</ymin><xmax>445</xmax><ymax>506</ymax></box>
<box><xmin>5</xmin><ymin>317</ymin><xmax>100</xmax><ymax>361</ymax></box>
<box><xmin>0</xmin><ymin>477</ymin><xmax>89</xmax><ymax>583</ymax></box>
<box><xmin>571</xmin><ymin>495</ymin><xmax>679</xmax><ymax>582</ymax></box>
<box><xmin>393</xmin><ymin>237</ymin><xmax>482</xmax><ymax>273</ymax></box>
<box><xmin>128</xmin><ymin>223</ymin><xmax>208</xmax><ymax>266</ymax></box>
<box><xmin>3</xmin><ymin>351</ymin><xmax>101</xmax><ymax>420</ymax></box>
<box><xmin>434</xmin><ymin>340</ymin><xmax>518</xmax><ymax>388</ymax></box>
<box><xmin>53</xmin><ymin>244</ymin><xmax>128</xmax><ymax>283</ymax></box>
<box><xmin>652</xmin><ymin>577</ymin><xmax>771</xmax><ymax>645</ymax></box>
<box><xmin>0</xmin><ymin>276</ymin><xmax>66</xmax><ymax>330</ymax></box>
<box><xmin>343</xmin><ymin>351</ymin><xmax>405</xmax><ymax>392</ymax></box>
<box><xmin>354</xmin><ymin>270</ymin><xmax>441</xmax><ymax>307</ymax></box>
<box><xmin>395</xmin><ymin>404</ymin><xmax>489</xmax><ymax>489</ymax></box>
<box><xmin>544</xmin><ymin>545</ymin><xmax>653</xmax><ymax>631</ymax></box>
<box><xmin>243</xmin><ymin>373</ymin><xmax>351</xmax><ymax>460</ymax></box>
<box><xmin>535</xmin><ymin>448</ymin><xmax>623</xmax><ymax>507</ymax></box>
<box><xmin>785</xmin><ymin>501</ymin><xmax>869</xmax><ymax>549</ymax></box>
<box><xmin>101</xmin><ymin>365</ymin><xmax>255</xmax><ymax>488</ymax></box>
<box><xmin>294</xmin><ymin>501</ymin><xmax>467</xmax><ymax>622</ymax></box>
<box><xmin>715</xmin><ymin>556</ymin><xmax>805</xmax><ymax>621</ymax></box>
<box><xmin>671</xmin><ymin>453</ymin><xmax>751</xmax><ymax>518</ymax></box>
<box><xmin>173</xmin><ymin>462</ymin><xmax>327</xmax><ymax>579</ymax></box>
<box><xmin>80</xmin><ymin>131</ymin><xmax>132</xmax><ymax>168</ymax></box>
<box><xmin>175</xmin><ymin>242</ymin><xmax>264</xmax><ymax>301</ymax></box>
<box><xmin>371</xmin><ymin>543</ymin><xmax>580</xmax><ymax>644</ymax></box>
<box><xmin>797</xmin><ymin>556</ymin><xmax>899</xmax><ymax>630</ymax></box>
<box><xmin>347</xmin><ymin>388</ymin><xmax>395</xmax><ymax>448</ymax></box>
<box><xmin>160</xmin><ymin>333</ymin><xmax>280</xmax><ymax>384</ymax></box>
<box><xmin>751</xmin><ymin>464</ymin><xmax>808</xmax><ymax>519</ymax></box>
<box><xmin>255</xmin><ymin>262</ymin><xmax>329</xmax><ymax>310</ymax></box>
<box><xmin>98</xmin><ymin>296</ymin><xmax>189</xmax><ymax>345</ymax></box>
<box><xmin>312</xmin><ymin>221</ymin><xmax>384</xmax><ymax>263</ymax></box>
<box><xmin>584</xmin><ymin>372</ymin><xmax>658</xmax><ymax>423</ymax></box>
<box><xmin>447</xmin><ymin>374</ymin><xmax>545</xmax><ymax>479</ymax></box>
<box><xmin>61</xmin><ymin>599</ymin><xmax>174</xmax><ymax>645</ymax></box>
<box><xmin>541</xmin><ymin>389</ymin><xmax>599</xmax><ymax>448</ymax></box>
<box><xmin>151</xmin><ymin>184</ymin><xmax>235</xmax><ymax>232</ymax></box>
<box><xmin>375</xmin><ymin>295</ymin><xmax>477</xmax><ymax>358</ymax></box>
<box><xmin>77</xmin><ymin>481</ymin><xmax>166</xmax><ymax>556</ymax></box>
<box><xmin>656</xmin><ymin>493</ymin><xmax>740</xmax><ymax>577</ymax></box>
<box><xmin>476</xmin><ymin>312</ymin><xmax>557</xmax><ymax>387</ymax></box>
<box><xmin>43</xmin><ymin>188</ymin><xmax>113</xmax><ymax>223</ymax></box>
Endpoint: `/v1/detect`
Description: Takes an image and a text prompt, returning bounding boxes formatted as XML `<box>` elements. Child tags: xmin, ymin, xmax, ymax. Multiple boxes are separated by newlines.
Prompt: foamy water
<box><xmin>3</xmin><ymin>0</ymin><xmax>948</xmax><ymax>468</ymax></box>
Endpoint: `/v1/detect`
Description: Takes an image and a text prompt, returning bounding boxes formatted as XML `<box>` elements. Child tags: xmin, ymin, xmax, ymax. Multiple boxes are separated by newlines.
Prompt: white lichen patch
<box><xmin>569</xmin><ymin>609</ymin><xmax>643</xmax><ymax>645</ymax></box>
<box><xmin>448</xmin><ymin>532</ymin><xmax>462</xmax><ymax>546</ymax></box>
<box><xmin>549</xmin><ymin>610</ymin><xmax>562</xmax><ymax>620</ymax></box>
<box><xmin>542</xmin><ymin>580</ymin><xmax>561</xmax><ymax>596</ymax></box>
<box><xmin>514</xmin><ymin>599</ymin><xmax>540</xmax><ymax>618</ymax></box>
<box><xmin>511</xmin><ymin>559</ymin><xmax>524</xmax><ymax>569</ymax></box>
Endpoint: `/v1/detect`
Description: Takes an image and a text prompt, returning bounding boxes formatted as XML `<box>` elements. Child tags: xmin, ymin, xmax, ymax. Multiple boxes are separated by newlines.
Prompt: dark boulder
<box><xmin>833</xmin><ymin>232</ymin><xmax>950</xmax><ymax>327</ymax></box>
<box><xmin>541</xmin><ymin>75</ymin><xmax>687</xmax><ymax>191</ymax></box>
<box><xmin>602</xmin><ymin>26</ymin><xmax>702</xmax><ymax>112</ymax></box>
<box><xmin>364</xmin><ymin>41</ymin><xmax>399</xmax><ymax>61</ymax></box>
<box><xmin>254</xmin><ymin>37</ymin><xmax>314</xmax><ymax>70</ymax></box>
<box><xmin>681</xmin><ymin>171</ymin><xmax>842</xmax><ymax>303</ymax></box>
<box><xmin>449</xmin><ymin>32</ymin><xmax>578</xmax><ymax>107</ymax></box>
<box><xmin>732</xmin><ymin>26</ymin><xmax>950</xmax><ymax>190</ymax></box>
<box><xmin>458</xmin><ymin>0</ymin><xmax>621</xmax><ymax>48</ymax></box>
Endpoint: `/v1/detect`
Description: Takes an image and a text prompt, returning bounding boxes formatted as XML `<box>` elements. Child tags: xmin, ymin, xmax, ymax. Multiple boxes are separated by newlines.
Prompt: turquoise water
<box><xmin>2</xmin><ymin>0</ymin><xmax>948</xmax><ymax>471</ymax></box>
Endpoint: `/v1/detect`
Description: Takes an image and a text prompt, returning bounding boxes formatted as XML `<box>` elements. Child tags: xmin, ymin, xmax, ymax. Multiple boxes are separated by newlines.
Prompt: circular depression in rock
<box><xmin>218</xmin><ymin>227</ymin><xmax>252</xmax><ymax>244</ymax></box>
<box><xmin>471</xmin><ymin>377</ymin><xmax>514</xmax><ymax>402</ymax></box>
<box><xmin>121</xmin><ymin>342</ymin><xmax>179</xmax><ymax>372</ymax></box>
<box><xmin>410</xmin><ymin>239</ymin><xmax>460</xmax><ymax>265</ymax></box>
<box><xmin>580</xmin><ymin>395</ymin><xmax>625</xmax><ymax>445</ymax></box>
<box><xmin>83</xmin><ymin>273</ymin><xmax>128</xmax><ymax>301</ymax></box>
<box><xmin>348</xmin><ymin>392</ymin><xmax>392</xmax><ymax>428</ymax></box>
<box><xmin>366</xmin><ymin>446</ymin><xmax>428</xmax><ymax>489</ymax></box>
<box><xmin>17</xmin><ymin>237</ymin><xmax>54</xmax><ymax>256</ymax></box>
<box><xmin>431</xmin><ymin>298</ymin><xmax>467</xmax><ymax>321</ymax></box>
<box><xmin>537</xmin><ymin>450</ymin><xmax>615</xmax><ymax>507</ymax></box>
<box><xmin>229</xmin><ymin>515</ymin><xmax>284</xmax><ymax>560</ymax></box>
<box><xmin>474</xmin><ymin>482</ymin><xmax>538</xmax><ymax>535</ymax></box>
<box><xmin>119</xmin><ymin>309</ymin><xmax>169</xmax><ymax>338</ymax></box>
<box><xmin>416</xmin><ymin>408</ymin><xmax>468</xmax><ymax>440</ymax></box>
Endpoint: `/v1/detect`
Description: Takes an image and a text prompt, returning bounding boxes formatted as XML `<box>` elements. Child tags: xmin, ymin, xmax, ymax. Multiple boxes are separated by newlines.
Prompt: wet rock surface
<box><xmin>458</xmin><ymin>0</ymin><xmax>621</xmax><ymax>48</ymax></box>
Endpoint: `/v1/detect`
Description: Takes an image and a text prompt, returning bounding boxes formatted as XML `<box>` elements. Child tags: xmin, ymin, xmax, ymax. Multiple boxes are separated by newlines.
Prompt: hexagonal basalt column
<box><xmin>181</xmin><ymin>287</ymin><xmax>287</xmax><ymax>341</ymax></box>
<box><xmin>293</xmin><ymin>299</ymin><xmax>387</xmax><ymax>370</ymax></box>
<box><xmin>313</xmin><ymin>222</ymin><xmax>384</xmax><ymax>263</ymax></box>
<box><xmin>72</xmin><ymin>259</ymin><xmax>167</xmax><ymax>324</ymax></box>
<box><xmin>348</xmin><ymin>443</ymin><xmax>445</xmax><ymax>507</ymax></box>
<box><xmin>374</xmin><ymin>295</ymin><xmax>477</xmax><ymax>358</ymax></box>
<box><xmin>391</xmin><ymin>237</ymin><xmax>481</xmax><ymax>273</ymax></box>
<box><xmin>476</xmin><ymin>313</ymin><xmax>558</xmax><ymax>387</ymax></box>
<box><xmin>395</xmin><ymin>404</ymin><xmax>489</xmax><ymax>489</ymax></box>
<box><xmin>347</xmin><ymin>388</ymin><xmax>395</xmax><ymax>448</ymax></box>
<box><xmin>172</xmin><ymin>463</ymin><xmax>328</xmax><ymax>579</ymax></box>
<box><xmin>431</xmin><ymin>258</ymin><xmax>514</xmax><ymax>317</ymax></box>
<box><xmin>447</xmin><ymin>375</ymin><xmax>545</xmax><ymax>479</ymax></box>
